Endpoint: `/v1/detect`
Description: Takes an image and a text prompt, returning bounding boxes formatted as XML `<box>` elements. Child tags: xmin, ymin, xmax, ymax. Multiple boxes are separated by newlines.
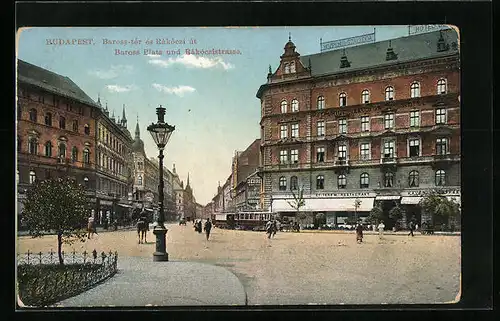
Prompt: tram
<box><xmin>212</xmin><ymin>211</ymin><xmax>274</xmax><ymax>230</ymax></box>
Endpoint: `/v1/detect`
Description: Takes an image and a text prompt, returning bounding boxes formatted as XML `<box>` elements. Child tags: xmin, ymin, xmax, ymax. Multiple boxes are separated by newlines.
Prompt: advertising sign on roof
<box><xmin>408</xmin><ymin>25</ymin><xmax>451</xmax><ymax>36</ymax></box>
<box><xmin>320</xmin><ymin>31</ymin><xmax>375</xmax><ymax>52</ymax></box>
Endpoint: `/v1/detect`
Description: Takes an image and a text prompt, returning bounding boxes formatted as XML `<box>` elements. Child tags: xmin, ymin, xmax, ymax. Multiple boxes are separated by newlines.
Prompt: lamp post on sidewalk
<box><xmin>147</xmin><ymin>105</ymin><xmax>175</xmax><ymax>262</ymax></box>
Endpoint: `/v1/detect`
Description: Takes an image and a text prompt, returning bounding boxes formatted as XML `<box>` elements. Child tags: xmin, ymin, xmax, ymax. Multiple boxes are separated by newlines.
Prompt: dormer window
<box><xmin>284</xmin><ymin>63</ymin><xmax>290</xmax><ymax>74</ymax></box>
<box><xmin>290</xmin><ymin>61</ymin><xmax>296</xmax><ymax>73</ymax></box>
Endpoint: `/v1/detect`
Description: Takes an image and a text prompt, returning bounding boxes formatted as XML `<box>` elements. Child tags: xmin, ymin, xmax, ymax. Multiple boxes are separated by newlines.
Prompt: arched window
<box><xmin>385</xmin><ymin>86</ymin><xmax>394</xmax><ymax>101</ymax></box>
<box><xmin>435</xmin><ymin>170</ymin><xmax>446</xmax><ymax>186</ymax></box>
<box><xmin>83</xmin><ymin>148</ymin><xmax>90</xmax><ymax>164</ymax></box>
<box><xmin>279</xmin><ymin>176</ymin><xmax>287</xmax><ymax>191</ymax></box>
<box><xmin>28</xmin><ymin>137</ymin><xmax>38</xmax><ymax>155</ymax></box>
<box><xmin>437</xmin><ymin>78</ymin><xmax>447</xmax><ymax>95</ymax></box>
<box><xmin>29</xmin><ymin>108</ymin><xmax>37</xmax><ymax>122</ymax></box>
<box><xmin>317</xmin><ymin>96</ymin><xmax>325</xmax><ymax>110</ymax></box>
<box><xmin>72</xmin><ymin>120</ymin><xmax>78</xmax><ymax>132</ymax></box>
<box><xmin>59</xmin><ymin>116</ymin><xmax>66</xmax><ymax>129</ymax></box>
<box><xmin>280</xmin><ymin>100</ymin><xmax>287</xmax><ymax>113</ymax></box>
<box><xmin>71</xmin><ymin>147</ymin><xmax>78</xmax><ymax>163</ymax></box>
<box><xmin>410</xmin><ymin>81</ymin><xmax>420</xmax><ymax>98</ymax></box>
<box><xmin>290</xmin><ymin>61</ymin><xmax>296</xmax><ymax>73</ymax></box>
<box><xmin>409</xmin><ymin>170</ymin><xmax>419</xmax><ymax>187</ymax></box>
<box><xmin>29</xmin><ymin>170</ymin><xmax>36</xmax><ymax>184</ymax></box>
<box><xmin>45</xmin><ymin>141</ymin><xmax>52</xmax><ymax>157</ymax></box>
<box><xmin>384</xmin><ymin>172</ymin><xmax>394</xmax><ymax>188</ymax></box>
<box><xmin>338</xmin><ymin>174</ymin><xmax>347</xmax><ymax>189</ymax></box>
<box><xmin>291</xmin><ymin>99</ymin><xmax>299</xmax><ymax>112</ymax></box>
<box><xmin>59</xmin><ymin>143</ymin><xmax>66</xmax><ymax>159</ymax></box>
<box><xmin>84</xmin><ymin>124</ymin><xmax>90</xmax><ymax>135</ymax></box>
<box><xmin>316</xmin><ymin>175</ymin><xmax>325</xmax><ymax>189</ymax></box>
<box><xmin>44</xmin><ymin>113</ymin><xmax>52</xmax><ymax>126</ymax></box>
<box><xmin>137</xmin><ymin>175</ymin><xmax>143</xmax><ymax>185</ymax></box>
<box><xmin>360</xmin><ymin>173</ymin><xmax>369</xmax><ymax>188</ymax></box>
<box><xmin>290</xmin><ymin>176</ymin><xmax>298</xmax><ymax>190</ymax></box>
<box><xmin>339</xmin><ymin>92</ymin><xmax>347</xmax><ymax>107</ymax></box>
<box><xmin>361</xmin><ymin>90</ymin><xmax>370</xmax><ymax>104</ymax></box>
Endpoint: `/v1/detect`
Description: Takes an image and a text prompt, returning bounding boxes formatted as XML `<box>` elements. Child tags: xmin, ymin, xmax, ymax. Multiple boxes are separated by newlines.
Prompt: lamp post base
<box><xmin>152</xmin><ymin>225</ymin><xmax>169</xmax><ymax>262</ymax></box>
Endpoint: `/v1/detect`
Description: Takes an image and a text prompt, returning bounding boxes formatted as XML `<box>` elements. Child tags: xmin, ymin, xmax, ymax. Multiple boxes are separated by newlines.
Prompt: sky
<box><xmin>17</xmin><ymin>26</ymin><xmax>414</xmax><ymax>205</ymax></box>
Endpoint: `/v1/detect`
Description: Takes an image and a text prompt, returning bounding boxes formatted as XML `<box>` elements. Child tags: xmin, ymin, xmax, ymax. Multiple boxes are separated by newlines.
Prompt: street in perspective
<box><xmin>16</xmin><ymin>25</ymin><xmax>461</xmax><ymax>307</ymax></box>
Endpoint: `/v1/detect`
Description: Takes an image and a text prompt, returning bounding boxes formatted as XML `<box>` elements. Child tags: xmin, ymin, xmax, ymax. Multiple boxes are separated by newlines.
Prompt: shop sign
<box><xmin>402</xmin><ymin>189</ymin><xmax>460</xmax><ymax>197</ymax></box>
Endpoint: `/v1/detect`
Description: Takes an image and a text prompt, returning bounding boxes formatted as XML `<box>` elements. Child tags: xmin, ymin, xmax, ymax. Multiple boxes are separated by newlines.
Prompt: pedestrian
<box><xmin>197</xmin><ymin>220</ymin><xmax>203</xmax><ymax>234</ymax></box>
<box><xmin>415</xmin><ymin>223</ymin><xmax>419</xmax><ymax>232</ymax></box>
<box><xmin>408</xmin><ymin>220</ymin><xmax>415</xmax><ymax>237</ymax></box>
<box><xmin>272</xmin><ymin>220</ymin><xmax>278</xmax><ymax>238</ymax></box>
<box><xmin>204</xmin><ymin>218</ymin><xmax>212</xmax><ymax>240</ymax></box>
<box><xmin>356</xmin><ymin>222</ymin><xmax>364</xmax><ymax>243</ymax></box>
<box><xmin>265</xmin><ymin>220</ymin><xmax>273</xmax><ymax>239</ymax></box>
<box><xmin>377</xmin><ymin>220</ymin><xmax>385</xmax><ymax>239</ymax></box>
<box><xmin>87</xmin><ymin>215</ymin><xmax>94</xmax><ymax>239</ymax></box>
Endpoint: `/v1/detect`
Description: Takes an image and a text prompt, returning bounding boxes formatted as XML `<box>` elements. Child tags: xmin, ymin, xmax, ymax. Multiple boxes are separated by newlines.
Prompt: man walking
<box><xmin>408</xmin><ymin>220</ymin><xmax>415</xmax><ymax>237</ymax></box>
<box><xmin>266</xmin><ymin>220</ymin><xmax>273</xmax><ymax>239</ymax></box>
<box><xmin>377</xmin><ymin>220</ymin><xmax>385</xmax><ymax>239</ymax></box>
<box><xmin>204</xmin><ymin>218</ymin><xmax>213</xmax><ymax>240</ymax></box>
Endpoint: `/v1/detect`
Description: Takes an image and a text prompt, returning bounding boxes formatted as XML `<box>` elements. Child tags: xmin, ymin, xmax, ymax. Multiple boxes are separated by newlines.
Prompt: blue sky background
<box><xmin>17</xmin><ymin>26</ymin><xmax>412</xmax><ymax>205</ymax></box>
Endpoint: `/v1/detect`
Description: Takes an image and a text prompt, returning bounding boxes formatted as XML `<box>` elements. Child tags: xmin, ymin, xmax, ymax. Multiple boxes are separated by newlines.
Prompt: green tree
<box><xmin>367</xmin><ymin>204</ymin><xmax>383</xmax><ymax>225</ymax></box>
<box><xmin>419</xmin><ymin>189</ymin><xmax>460</xmax><ymax>227</ymax></box>
<box><xmin>22</xmin><ymin>177</ymin><xmax>89</xmax><ymax>265</ymax></box>
<box><xmin>388</xmin><ymin>205</ymin><xmax>404</xmax><ymax>230</ymax></box>
<box><xmin>287</xmin><ymin>186</ymin><xmax>306</xmax><ymax>225</ymax></box>
<box><xmin>353</xmin><ymin>198</ymin><xmax>362</xmax><ymax>222</ymax></box>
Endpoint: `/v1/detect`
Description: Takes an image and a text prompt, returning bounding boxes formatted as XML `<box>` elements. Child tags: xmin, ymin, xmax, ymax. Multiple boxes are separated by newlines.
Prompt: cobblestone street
<box><xmin>17</xmin><ymin>224</ymin><xmax>461</xmax><ymax>305</ymax></box>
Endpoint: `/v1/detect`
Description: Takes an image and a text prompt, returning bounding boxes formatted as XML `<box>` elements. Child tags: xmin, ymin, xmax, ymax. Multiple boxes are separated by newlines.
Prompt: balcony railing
<box><xmin>380</xmin><ymin>156</ymin><xmax>397</xmax><ymax>164</ymax></box>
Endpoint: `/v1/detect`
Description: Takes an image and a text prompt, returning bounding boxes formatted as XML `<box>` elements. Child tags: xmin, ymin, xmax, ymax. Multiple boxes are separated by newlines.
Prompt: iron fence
<box><xmin>16</xmin><ymin>249</ymin><xmax>118</xmax><ymax>307</ymax></box>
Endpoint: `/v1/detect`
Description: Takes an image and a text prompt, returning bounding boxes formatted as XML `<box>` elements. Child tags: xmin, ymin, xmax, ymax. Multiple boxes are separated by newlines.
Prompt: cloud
<box><xmin>152</xmin><ymin>83</ymin><xmax>196</xmax><ymax>97</ymax></box>
<box><xmin>88</xmin><ymin>65</ymin><xmax>134</xmax><ymax>79</ymax></box>
<box><xmin>148</xmin><ymin>54</ymin><xmax>234</xmax><ymax>70</ymax></box>
<box><xmin>106</xmin><ymin>84</ymin><xmax>137</xmax><ymax>93</ymax></box>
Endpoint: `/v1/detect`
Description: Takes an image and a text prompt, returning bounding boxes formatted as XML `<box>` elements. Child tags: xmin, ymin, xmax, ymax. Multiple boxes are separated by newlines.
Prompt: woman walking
<box><xmin>377</xmin><ymin>220</ymin><xmax>385</xmax><ymax>239</ymax></box>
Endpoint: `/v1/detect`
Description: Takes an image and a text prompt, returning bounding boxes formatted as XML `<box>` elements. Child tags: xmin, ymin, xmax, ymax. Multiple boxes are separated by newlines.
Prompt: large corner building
<box><xmin>256</xmin><ymin>29</ymin><xmax>460</xmax><ymax>228</ymax></box>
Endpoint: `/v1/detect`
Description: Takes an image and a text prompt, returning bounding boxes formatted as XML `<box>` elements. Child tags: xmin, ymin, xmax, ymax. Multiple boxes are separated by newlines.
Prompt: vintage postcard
<box><xmin>15</xmin><ymin>25</ymin><xmax>461</xmax><ymax>307</ymax></box>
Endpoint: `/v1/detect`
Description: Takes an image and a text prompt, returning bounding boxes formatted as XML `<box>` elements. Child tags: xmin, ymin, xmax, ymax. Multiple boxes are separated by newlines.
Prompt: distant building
<box><xmin>232</xmin><ymin>139</ymin><xmax>262</xmax><ymax>211</ymax></box>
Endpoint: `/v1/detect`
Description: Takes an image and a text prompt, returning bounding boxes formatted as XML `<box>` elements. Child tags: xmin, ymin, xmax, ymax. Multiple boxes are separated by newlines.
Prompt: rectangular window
<box><xmin>383</xmin><ymin>141</ymin><xmax>395</xmax><ymax>158</ymax></box>
<box><xmin>316</xmin><ymin>147</ymin><xmax>325</xmax><ymax>162</ymax></box>
<box><xmin>436</xmin><ymin>108</ymin><xmax>446</xmax><ymax>124</ymax></box>
<box><xmin>361</xmin><ymin>116</ymin><xmax>370</xmax><ymax>132</ymax></box>
<box><xmin>409</xmin><ymin>139</ymin><xmax>420</xmax><ymax>157</ymax></box>
<box><xmin>317</xmin><ymin>121</ymin><xmax>325</xmax><ymax>136</ymax></box>
<box><xmin>436</xmin><ymin>138</ymin><xmax>449</xmax><ymax>155</ymax></box>
<box><xmin>338</xmin><ymin>145</ymin><xmax>347</xmax><ymax>160</ymax></box>
<box><xmin>360</xmin><ymin>143</ymin><xmax>370</xmax><ymax>160</ymax></box>
<box><xmin>338</xmin><ymin>119</ymin><xmax>347</xmax><ymax>134</ymax></box>
<box><xmin>280</xmin><ymin>125</ymin><xmax>287</xmax><ymax>139</ymax></box>
<box><xmin>290</xmin><ymin>149</ymin><xmax>299</xmax><ymax>163</ymax></box>
<box><xmin>384</xmin><ymin>113</ymin><xmax>394</xmax><ymax>129</ymax></box>
<box><xmin>279</xmin><ymin>150</ymin><xmax>288</xmax><ymax>164</ymax></box>
<box><xmin>410</xmin><ymin>111</ymin><xmax>420</xmax><ymax>127</ymax></box>
<box><xmin>291</xmin><ymin>123</ymin><xmax>299</xmax><ymax>138</ymax></box>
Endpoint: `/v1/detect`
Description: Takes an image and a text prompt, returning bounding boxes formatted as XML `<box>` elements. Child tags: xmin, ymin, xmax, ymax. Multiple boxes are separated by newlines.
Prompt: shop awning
<box><xmin>375</xmin><ymin>195</ymin><xmax>401</xmax><ymax>201</ymax></box>
<box><xmin>401</xmin><ymin>197</ymin><xmax>422</xmax><ymax>205</ymax></box>
<box><xmin>118</xmin><ymin>204</ymin><xmax>132</xmax><ymax>208</ymax></box>
<box><xmin>272</xmin><ymin>198</ymin><xmax>375</xmax><ymax>212</ymax></box>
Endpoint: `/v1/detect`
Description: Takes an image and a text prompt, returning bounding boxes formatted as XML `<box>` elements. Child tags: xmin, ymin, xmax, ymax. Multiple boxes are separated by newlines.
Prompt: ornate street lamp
<box><xmin>147</xmin><ymin>105</ymin><xmax>175</xmax><ymax>262</ymax></box>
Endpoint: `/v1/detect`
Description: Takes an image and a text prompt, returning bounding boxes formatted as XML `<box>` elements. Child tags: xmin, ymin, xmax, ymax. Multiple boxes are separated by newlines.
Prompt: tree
<box><xmin>353</xmin><ymin>198</ymin><xmax>362</xmax><ymax>222</ymax></box>
<box><xmin>367</xmin><ymin>204</ymin><xmax>383</xmax><ymax>225</ymax></box>
<box><xmin>388</xmin><ymin>205</ymin><xmax>404</xmax><ymax>230</ymax></box>
<box><xmin>419</xmin><ymin>189</ymin><xmax>460</xmax><ymax>227</ymax></box>
<box><xmin>22</xmin><ymin>177</ymin><xmax>89</xmax><ymax>265</ymax></box>
<box><xmin>287</xmin><ymin>186</ymin><xmax>306</xmax><ymax>224</ymax></box>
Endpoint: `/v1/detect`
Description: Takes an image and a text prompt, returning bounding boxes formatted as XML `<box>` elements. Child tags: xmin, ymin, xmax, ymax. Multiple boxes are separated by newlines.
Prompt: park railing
<box><xmin>16</xmin><ymin>249</ymin><xmax>118</xmax><ymax>307</ymax></box>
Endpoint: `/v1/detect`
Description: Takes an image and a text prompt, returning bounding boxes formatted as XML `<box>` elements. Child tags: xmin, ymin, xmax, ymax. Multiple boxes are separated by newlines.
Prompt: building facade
<box><xmin>172</xmin><ymin>164</ymin><xmax>185</xmax><ymax>220</ymax></box>
<box><xmin>256</xmin><ymin>29</ymin><xmax>460</xmax><ymax>228</ymax></box>
<box><xmin>231</xmin><ymin>139</ymin><xmax>262</xmax><ymax>211</ymax></box>
<box><xmin>131</xmin><ymin>119</ymin><xmax>159</xmax><ymax>216</ymax></box>
<box><xmin>17</xmin><ymin>60</ymin><xmax>99</xmax><ymax>218</ymax></box>
<box><xmin>94</xmin><ymin>102</ymin><xmax>134</xmax><ymax>225</ymax></box>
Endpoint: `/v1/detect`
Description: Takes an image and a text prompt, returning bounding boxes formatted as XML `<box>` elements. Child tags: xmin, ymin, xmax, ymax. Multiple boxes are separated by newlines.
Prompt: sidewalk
<box><xmin>51</xmin><ymin>256</ymin><xmax>247</xmax><ymax>307</ymax></box>
<box><xmin>298</xmin><ymin>229</ymin><xmax>461</xmax><ymax>236</ymax></box>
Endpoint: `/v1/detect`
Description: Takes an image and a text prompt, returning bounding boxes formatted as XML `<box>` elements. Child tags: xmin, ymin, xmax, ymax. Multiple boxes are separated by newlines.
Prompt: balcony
<box><xmin>431</xmin><ymin>153</ymin><xmax>459</xmax><ymax>169</ymax></box>
<box><xmin>380</xmin><ymin>156</ymin><xmax>398</xmax><ymax>172</ymax></box>
<box><xmin>333</xmin><ymin>158</ymin><xmax>350</xmax><ymax>174</ymax></box>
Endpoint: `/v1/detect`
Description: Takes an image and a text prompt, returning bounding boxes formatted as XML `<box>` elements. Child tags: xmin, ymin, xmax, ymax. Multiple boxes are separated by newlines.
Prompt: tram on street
<box><xmin>212</xmin><ymin>212</ymin><xmax>274</xmax><ymax>230</ymax></box>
